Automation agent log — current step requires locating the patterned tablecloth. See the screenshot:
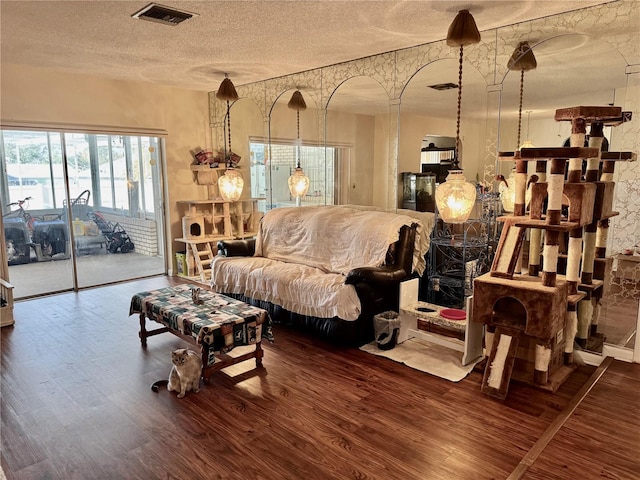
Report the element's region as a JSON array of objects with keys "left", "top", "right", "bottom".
[{"left": 130, "top": 284, "right": 273, "bottom": 364}]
